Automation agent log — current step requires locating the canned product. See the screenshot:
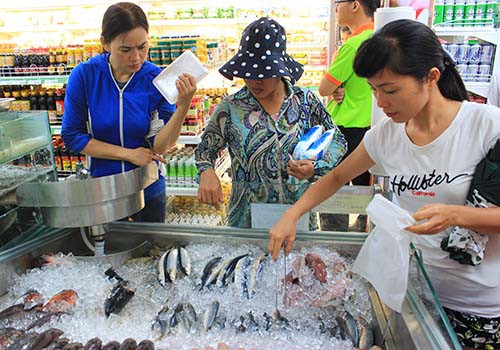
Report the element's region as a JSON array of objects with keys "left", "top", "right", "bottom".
[
  {"left": 465, "top": 0, "right": 477, "bottom": 26},
  {"left": 466, "top": 63, "right": 480, "bottom": 80},
  {"left": 454, "top": 0, "right": 466, "bottom": 25},
  {"left": 434, "top": 1, "right": 446, "bottom": 24},
  {"left": 469, "top": 43, "right": 483, "bottom": 63},
  {"left": 447, "top": 43, "right": 461, "bottom": 61},
  {"left": 486, "top": 0, "right": 497, "bottom": 21},
  {"left": 477, "top": 63, "right": 491, "bottom": 81},
  {"left": 475, "top": 0, "right": 488, "bottom": 25},
  {"left": 480, "top": 43, "right": 494, "bottom": 63},
  {"left": 458, "top": 43, "right": 471, "bottom": 63},
  {"left": 444, "top": 0, "right": 456, "bottom": 24},
  {"left": 457, "top": 63, "right": 469, "bottom": 77}
]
